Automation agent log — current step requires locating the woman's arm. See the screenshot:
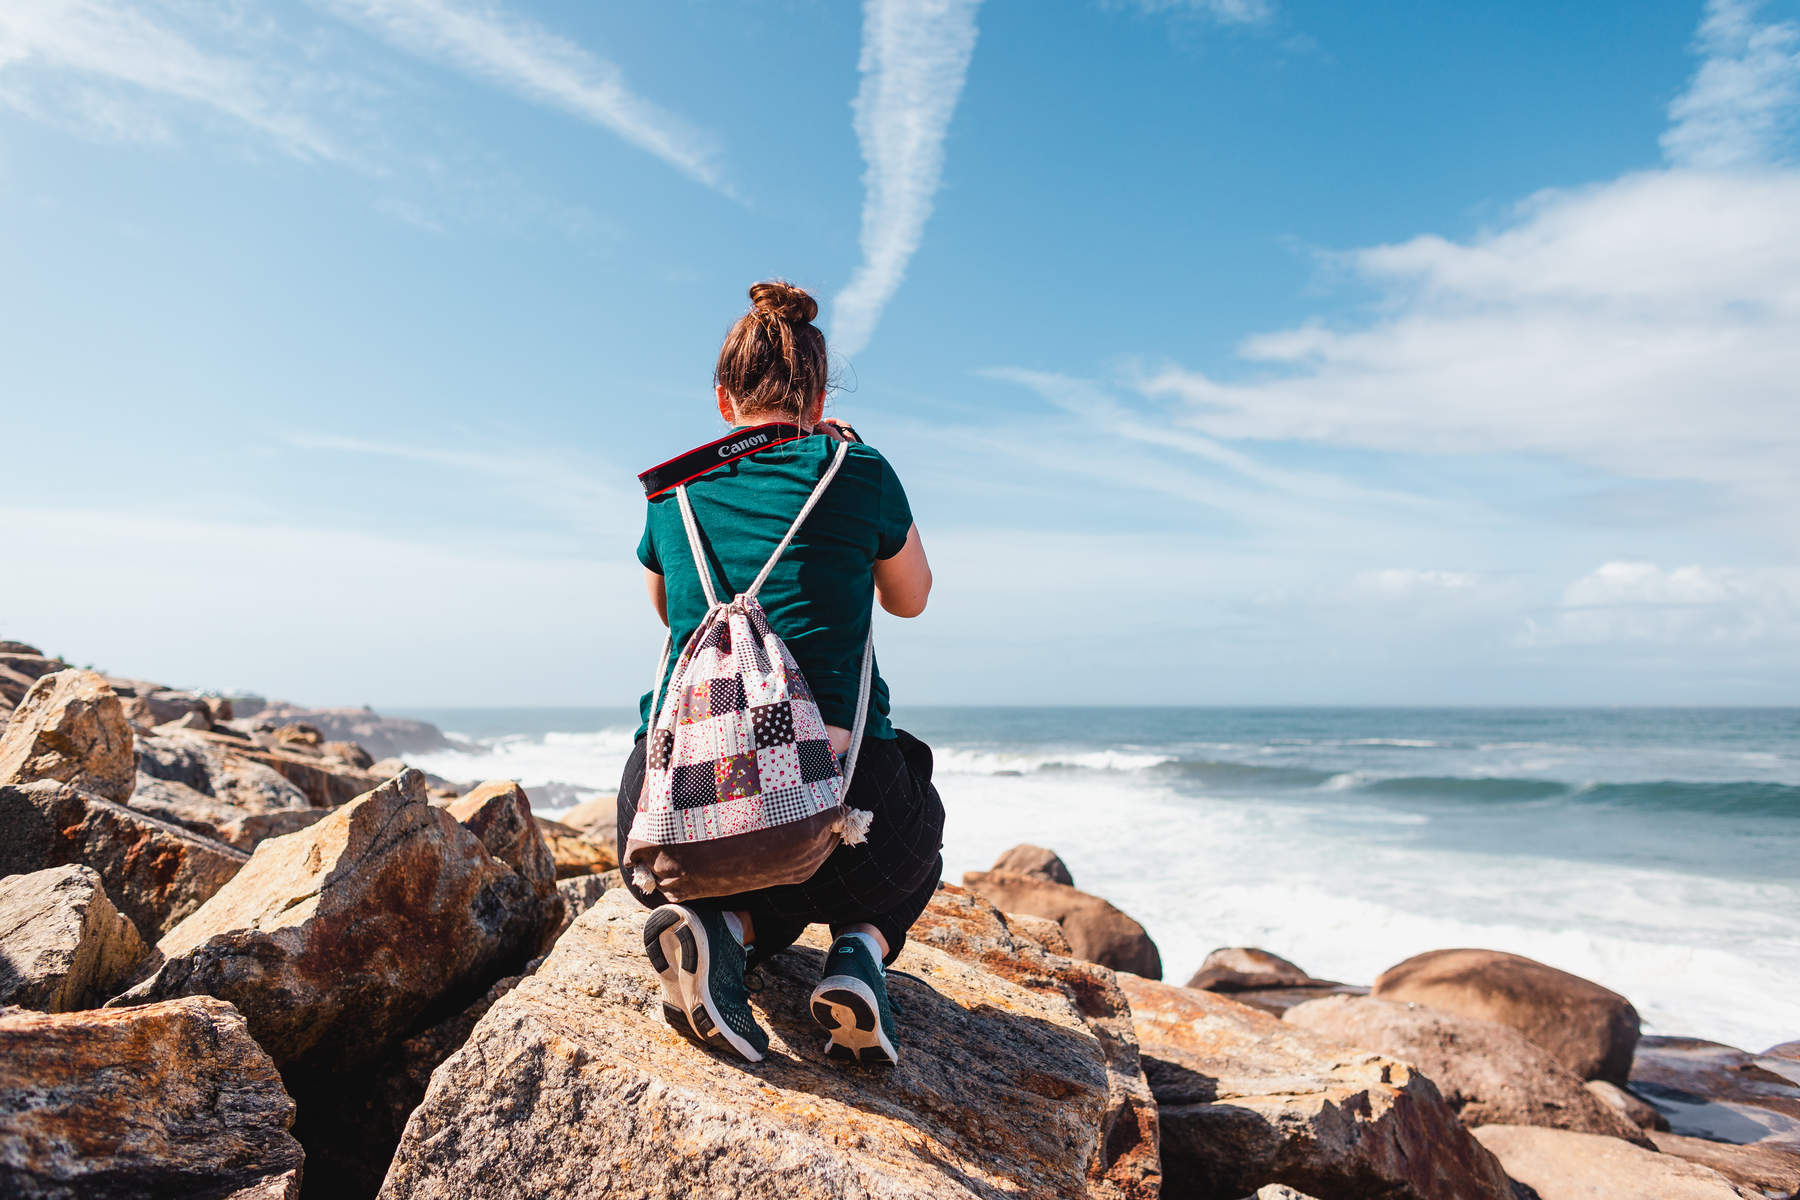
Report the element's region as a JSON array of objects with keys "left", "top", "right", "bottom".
[
  {"left": 873, "top": 524, "right": 931, "bottom": 617},
  {"left": 645, "top": 568, "right": 668, "bottom": 625}
]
